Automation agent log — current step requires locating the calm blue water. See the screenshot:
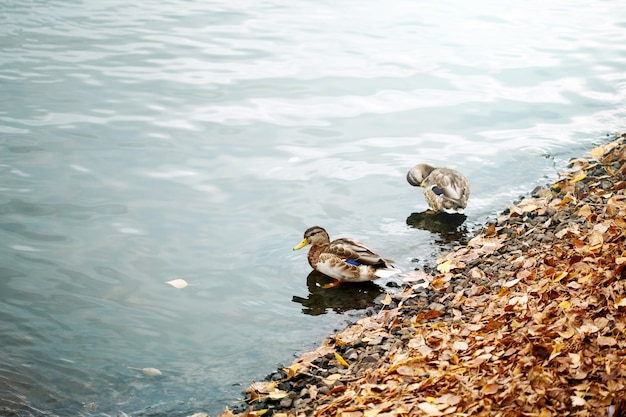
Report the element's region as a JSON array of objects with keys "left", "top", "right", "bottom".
[{"left": 1, "top": 0, "right": 625, "bottom": 415}]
